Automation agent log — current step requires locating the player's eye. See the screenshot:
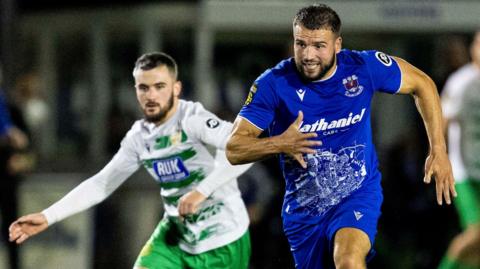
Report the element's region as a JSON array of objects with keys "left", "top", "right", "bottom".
[{"left": 296, "top": 41, "right": 306, "bottom": 48}]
